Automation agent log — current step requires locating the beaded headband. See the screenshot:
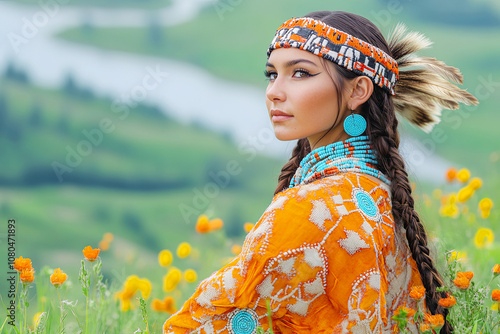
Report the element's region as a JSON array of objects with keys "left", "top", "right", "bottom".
[{"left": 267, "top": 17, "right": 399, "bottom": 95}]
